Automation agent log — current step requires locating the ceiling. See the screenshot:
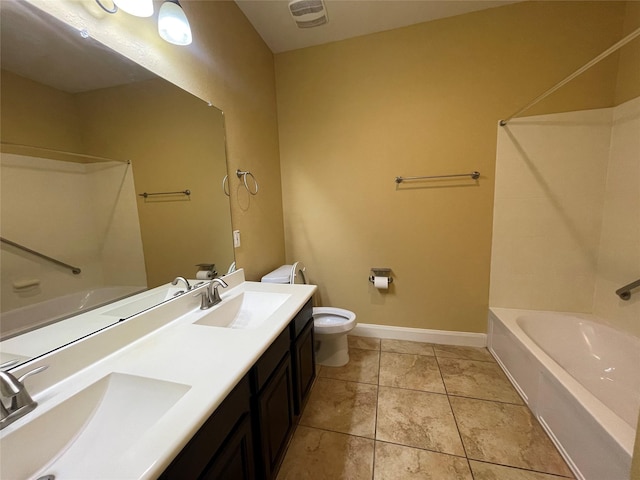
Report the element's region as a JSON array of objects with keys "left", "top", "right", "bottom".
[{"left": 235, "top": 0, "right": 521, "bottom": 53}]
